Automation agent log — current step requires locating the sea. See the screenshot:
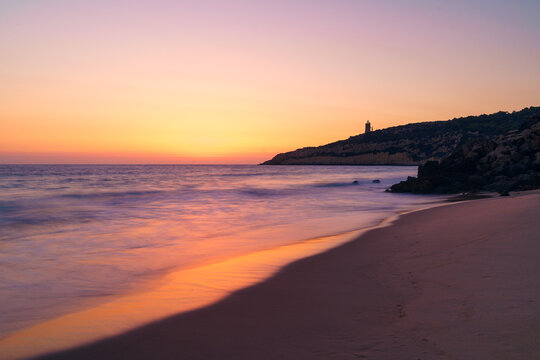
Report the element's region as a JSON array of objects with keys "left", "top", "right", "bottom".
[{"left": 0, "top": 164, "right": 443, "bottom": 358}]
